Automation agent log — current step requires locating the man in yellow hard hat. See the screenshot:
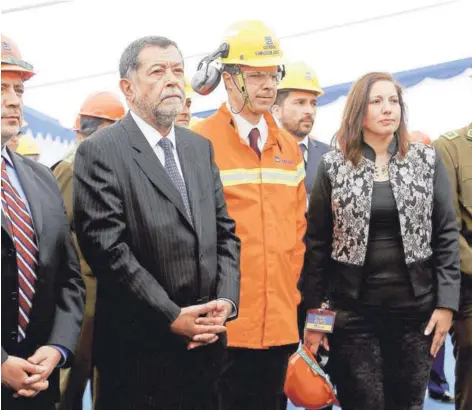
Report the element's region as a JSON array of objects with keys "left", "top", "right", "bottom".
[
  {"left": 52, "top": 91, "right": 125, "bottom": 410},
  {"left": 1, "top": 35, "right": 85, "bottom": 410},
  {"left": 175, "top": 77, "right": 193, "bottom": 127},
  {"left": 272, "top": 61, "right": 329, "bottom": 200},
  {"left": 16, "top": 134, "right": 40, "bottom": 161},
  {"left": 192, "top": 21, "right": 307, "bottom": 409},
  {"left": 5, "top": 133, "right": 20, "bottom": 153}
]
